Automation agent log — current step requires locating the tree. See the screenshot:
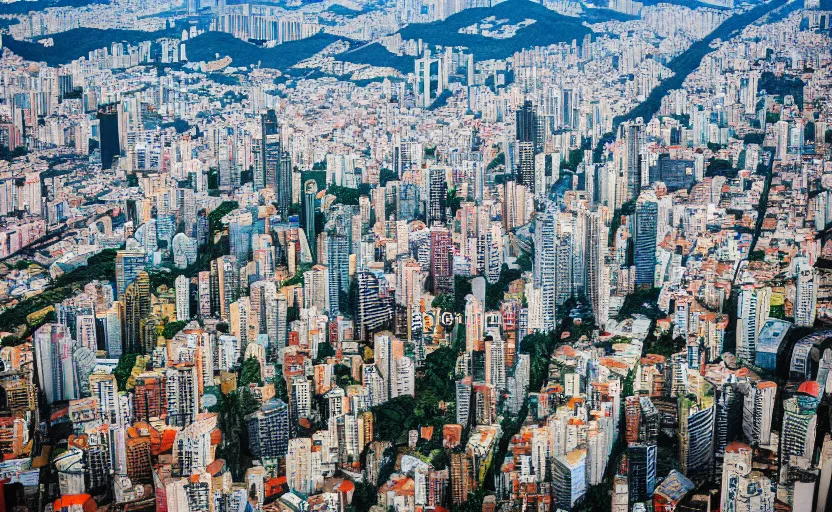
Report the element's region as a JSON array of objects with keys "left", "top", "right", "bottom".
[
  {"left": 447, "top": 188, "right": 462, "bottom": 217},
  {"left": 0, "top": 335, "right": 23, "bottom": 347},
  {"left": 162, "top": 320, "right": 187, "bottom": 339},
  {"left": 317, "top": 341, "right": 336, "bottom": 360},
  {"left": 485, "top": 264, "right": 522, "bottom": 310},
  {"left": 431, "top": 294, "right": 455, "bottom": 311},
  {"left": 520, "top": 332, "right": 556, "bottom": 392},
  {"left": 486, "top": 152, "right": 505, "bottom": 170},
  {"left": 207, "top": 167, "right": 220, "bottom": 189},
  {"left": 208, "top": 201, "right": 239, "bottom": 234},
  {"left": 416, "top": 346, "right": 458, "bottom": 402},
  {"left": 516, "top": 251, "right": 532, "bottom": 272},
  {"left": 274, "top": 371, "right": 289, "bottom": 402},
  {"left": 239, "top": 356, "right": 263, "bottom": 387},
  {"left": 114, "top": 353, "right": 139, "bottom": 391},
  {"left": 372, "top": 395, "right": 417, "bottom": 441},
  {"left": 748, "top": 250, "right": 765, "bottom": 261},
  {"left": 0, "top": 146, "right": 26, "bottom": 162},
  {"left": 379, "top": 168, "right": 398, "bottom": 186},
  {"left": 216, "top": 387, "right": 259, "bottom": 480},
  {"left": 325, "top": 185, "right": 366, "bottom": 206},
  {"left": 348, "top": 480, "right": 378, "bottom": 512},
  {"left": 451, "top": 487, "right": 486, "bottom": 512},
  {"left": 334, "top": 364, "right": 356, "bottom": 387},
  {"left": 561, "top": 147, "right": 584, "bottom": 171},
  {"left": 454, "top": 276, "right": 472, "bottom": 312},
  {"left": 376, "top": 446, "right": 397, "bottom": 485},
  {"left": 805, "top": 121, "right": 815, "bottom": 142},
  {"left": 743, "top": 133, "right": 764, "bottom": 145}
]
